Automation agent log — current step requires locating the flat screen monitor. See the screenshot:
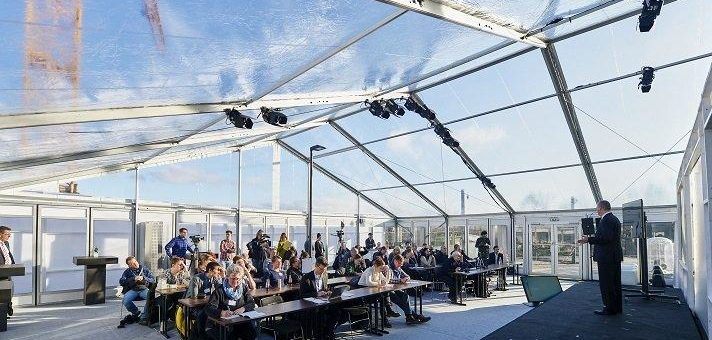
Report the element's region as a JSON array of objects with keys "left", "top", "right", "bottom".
[
  {"left": 521, "top": 275, "right": 562, "bottom": 303},
  {"left": 622, "top": 199, "right": 644, "bottom": 238}
]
